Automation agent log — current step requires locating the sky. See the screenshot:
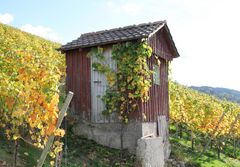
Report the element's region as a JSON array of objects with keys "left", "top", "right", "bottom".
[{"left": 1, "top": 0, "right": 240, "bottom": 91}]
